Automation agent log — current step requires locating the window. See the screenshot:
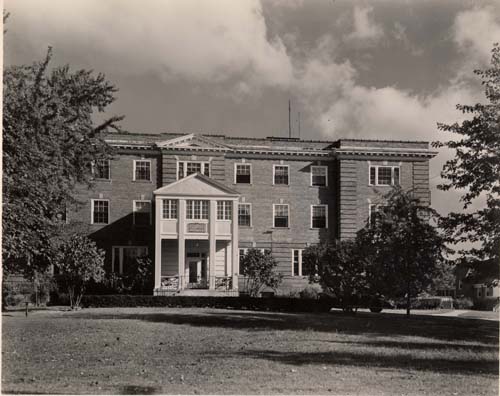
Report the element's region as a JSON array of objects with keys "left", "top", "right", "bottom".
[
  {"left": 217, "top": 201, "right": 232, "bottom": 220},
  {"left": 369, "top": 204, "right": 385, "bottom": 225},
  {"left": 187, "top": 200, "right": 209, "bottom": 220},
  {"left": 238, "top": 203, "right": 252, "bottom": 227},
  {"left": 369, "top": 165, "right": 400, "bottom": 186},
  {"left": 239, "top": 248, "right": 268, "bottom": 263},
  {"left": 274, "top": 204, "right": 289, "bottom": 228},
  {"left": 273, "top": 165, "right": 289, "bottom": 185},
  {"left": 91, "top": 199, "right": 109, "bottom": 224},
  {"left": 134, "top": 160, "right": 151, "bottom": 181},
  {"left": 235, "top": 163, "right": 251, "bottom": 184},
  {"left": 162, "top": 199, "right": 178, "bottom": 219},
  {"left": 239, "top": 248, "right": 248, "bottom": 263},
  {"left": 311, "top": 166, "right": 327, "bottom": 186},
  {"left": 94, "top": 159, "right": 110, "bottom": 180},
  {"left": 292, "top": 249, "right": 312, "bottom": 276},
  {"left": 178, "top": 161, "right": 210, "bottom": 179},
  {"left": 133, "top": 200, "right": 151, "bottom": 226},
  {"left": 486, "top": 287, "right": 493, "bottom": 297},
  {"left": 311, "top": 205, "right": 327, "bottom": 228},
  {"left": 112, "top": 246, "right": 148, "bottom": 274}
]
